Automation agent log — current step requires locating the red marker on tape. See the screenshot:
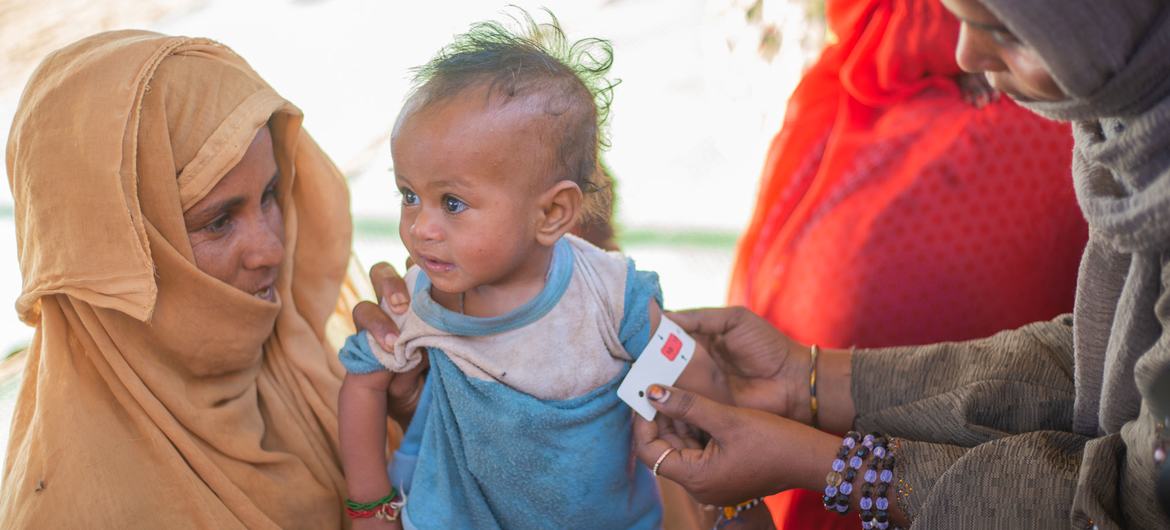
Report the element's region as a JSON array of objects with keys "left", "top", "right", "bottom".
[{"left": 661, "top": 334, "right": 681, "bottom": 361}]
